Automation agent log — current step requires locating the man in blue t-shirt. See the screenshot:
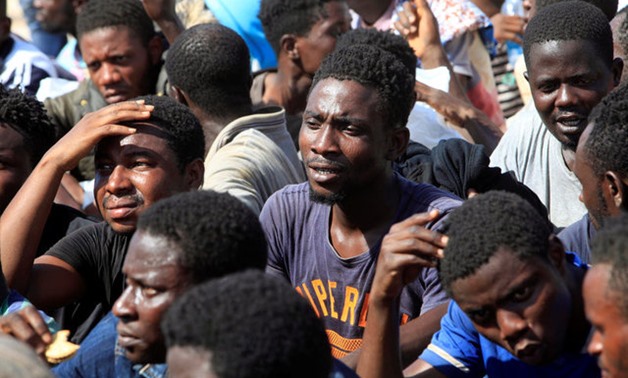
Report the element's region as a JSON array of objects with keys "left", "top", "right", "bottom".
[{"left": 357, "top": 191, "right": 598, "bottom": 378}]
